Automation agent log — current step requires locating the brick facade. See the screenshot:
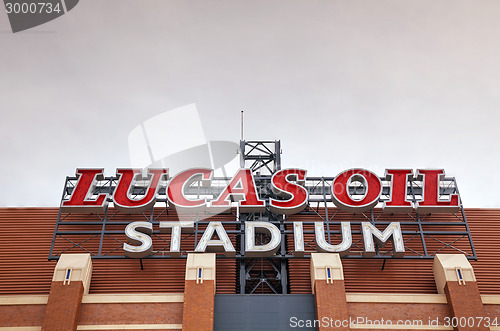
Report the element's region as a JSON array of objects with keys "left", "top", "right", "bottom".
[
  {"left": 182, "top": 279, "right": 215, "bottom": 331},
  {"left": 314, "top": 279, "right": 349, "bottom": 331},
  {"left": 79, "top": 302, "right": 183, "bottom": 325},
  {"left": 444, "top": 281, "right": 489, "bottom": 331},
  {"left": 42, "top": 281, "right": 84, "bottom": 331},
  {"left": 0, "top": 304, "right": 46, "bottom": 327}
]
